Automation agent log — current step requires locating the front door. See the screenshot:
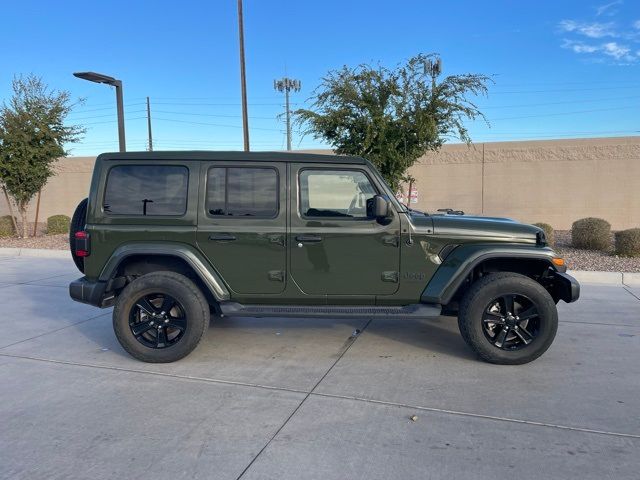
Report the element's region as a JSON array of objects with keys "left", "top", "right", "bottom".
[
  {"left": 289, "top": 164, "right": 401, "bottom": 296},
  {"left": 196, "top": 162, "right": 287, "bottom": 295}
]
